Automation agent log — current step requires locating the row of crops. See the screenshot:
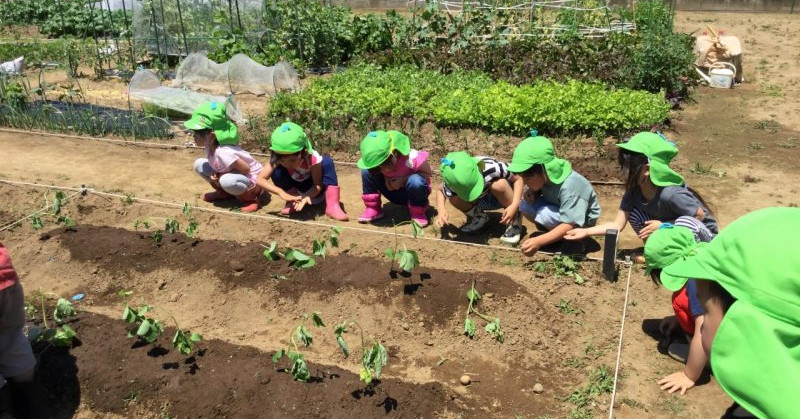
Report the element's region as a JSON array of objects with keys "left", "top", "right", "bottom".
[{"left": 0, "top": 0, "right": 696, "bottom": 140}]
